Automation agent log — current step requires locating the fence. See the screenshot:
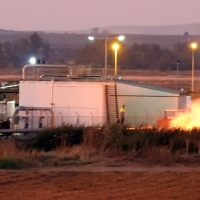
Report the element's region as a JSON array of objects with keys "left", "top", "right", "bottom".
[
  {"left": 12, "top": 113, "right": 163, "bottom": 129},
  {"left": 126, "top": 113, "right": 162, "bottom": 127}
]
